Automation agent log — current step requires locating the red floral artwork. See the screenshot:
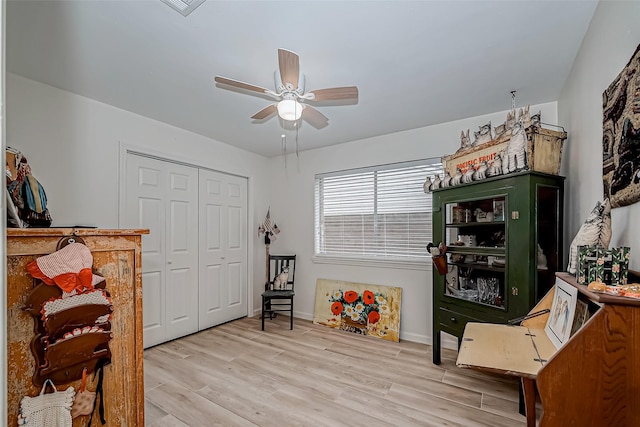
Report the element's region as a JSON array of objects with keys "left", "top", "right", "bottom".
[
  {"left": 367, "top": 311, "right": 381, "bottom": 324},
  {"left": 315, "top": 279, "right": 402, "bottom": 342},
  {"left": 330, "top": 301, "right": 343, "bottom": 316},
  {"left": 343, "top": 290, "right": 358, "bottom": 304},
  {"left": 327, "top": 288, "right": 385, "bottom": 328},
  {"left": 363, "top": 290, "right": 375, "bottom": 305}
]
